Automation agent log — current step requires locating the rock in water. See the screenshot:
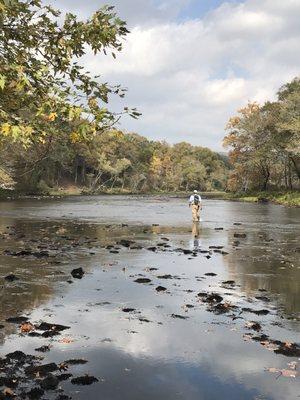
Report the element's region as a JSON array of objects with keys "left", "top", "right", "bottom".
[
  {"left": 71, "top": 267, "right": 85, "bottom": 279},
  {"left": 71, "top": 375, "right": 98, "bottom": 385}
]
